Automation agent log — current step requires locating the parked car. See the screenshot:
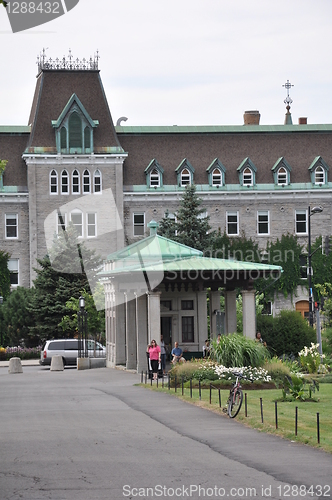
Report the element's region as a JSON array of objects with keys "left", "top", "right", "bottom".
[{"left": 40, "top": 339, "right": 106, "bottom": 366}]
